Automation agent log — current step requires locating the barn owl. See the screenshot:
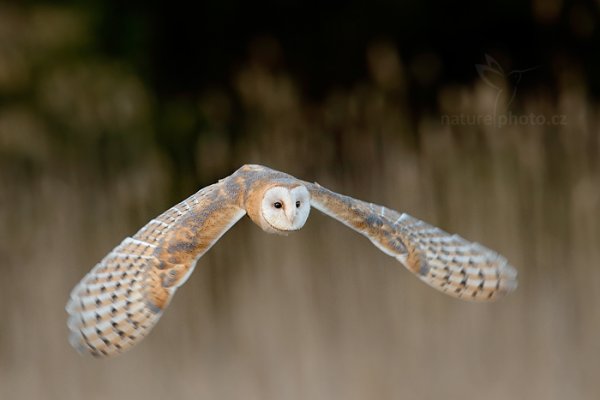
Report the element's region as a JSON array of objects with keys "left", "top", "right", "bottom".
[{"left": 66, "top": 164, "right": 517, "bottom": 357}]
